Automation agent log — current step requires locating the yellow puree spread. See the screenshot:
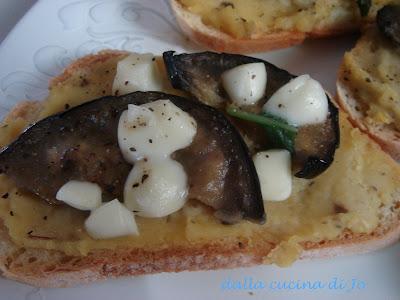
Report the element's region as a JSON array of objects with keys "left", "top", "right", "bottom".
[
  {"left": 341, "top": 28, "right": 400, "bottom": 130},
  {"left": 178, "top": 0, "right": 391, "bottom": 38},
  {"left": 0, "top": 54, "right": 399, "bottom": 266}
]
